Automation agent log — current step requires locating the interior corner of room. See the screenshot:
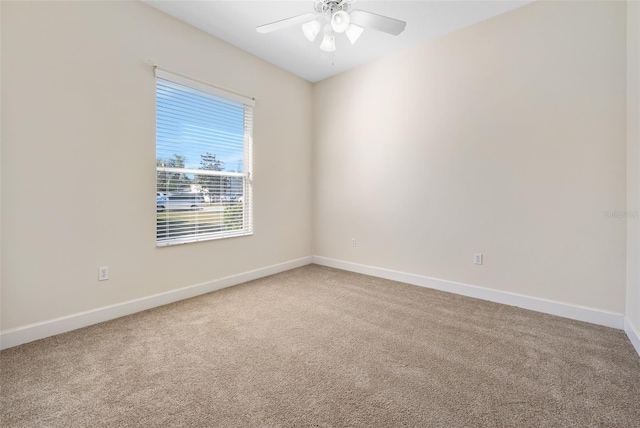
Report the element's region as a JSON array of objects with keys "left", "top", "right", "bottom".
[{"left": 0, "top": 0, "right": 638, "bottom": 359}]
